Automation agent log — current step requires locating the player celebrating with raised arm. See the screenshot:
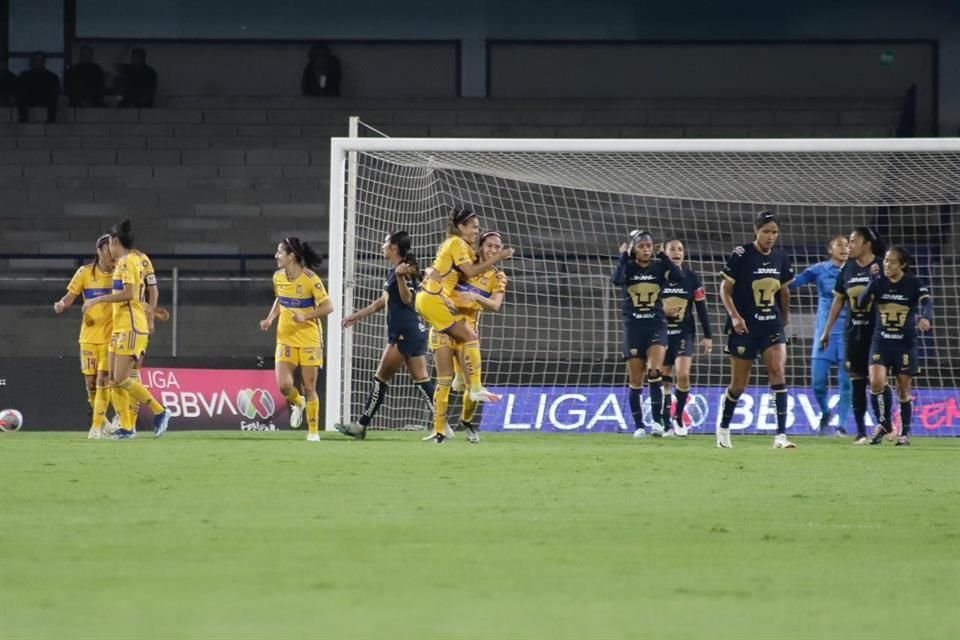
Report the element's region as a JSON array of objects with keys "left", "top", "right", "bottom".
[
  {"left": 789, "top": 235, "right": 852, "bottom": 435},
  {"left": 259, "top": 238, "right": 333, "bottom": 443},
  {"left": 659, "top": 239, "right": 713, "bottom": 437},
  {"left": 857, "top": 246, "right": 932, "bottom": 446},
  {"left": 81, "top": 219, "right": 170, "bottom": 439},
  {"left": 338, "top": 230, "right": 433, "bottom": 439},
  {"left": 612, "top": 229, "right": 684, "bottom": 439},
  {"left": 448, "top": 230, "right": 509, "bottom": 444},
  {"left": 416, "top": 207, "right": 513, "bottom": 444},
  {"left": 819, "top": 227, "right": 884, "bottom": 444},
  {"left": 54, "top": 234, "right": 116, "bottom": 439},
  {"left": 717, "top": 211, "right": 796, "bottom": 449}
]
